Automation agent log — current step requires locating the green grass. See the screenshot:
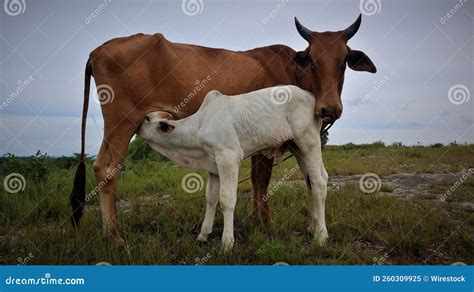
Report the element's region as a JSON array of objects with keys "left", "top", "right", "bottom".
[{"left": 0, "top": 143, "right": 473, "bottom": 265}]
